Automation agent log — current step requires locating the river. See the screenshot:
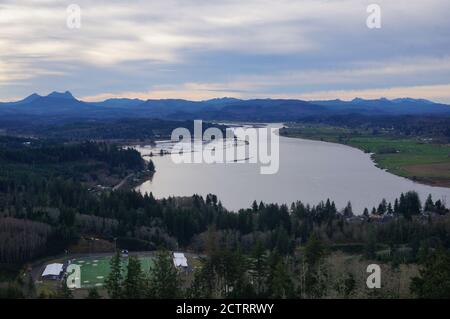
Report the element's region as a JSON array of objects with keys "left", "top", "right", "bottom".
[{"left": 133, "top": 124, "right": 450, "bottom": 213}]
